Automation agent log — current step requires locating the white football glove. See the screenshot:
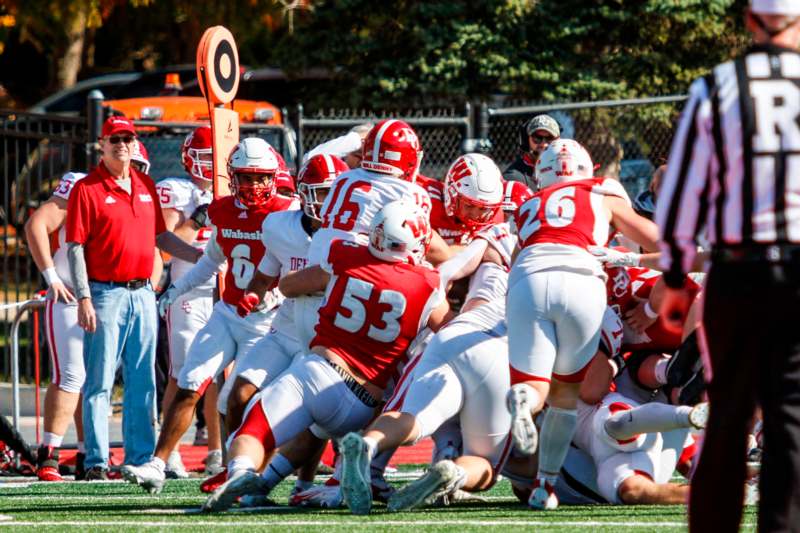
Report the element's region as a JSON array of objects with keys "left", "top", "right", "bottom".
[
  {"left": 588, "top": 246, "right": 641, "bottom": 267},
  {"left": 158, "top": 285, "right": 181, "bottom": 319}
]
